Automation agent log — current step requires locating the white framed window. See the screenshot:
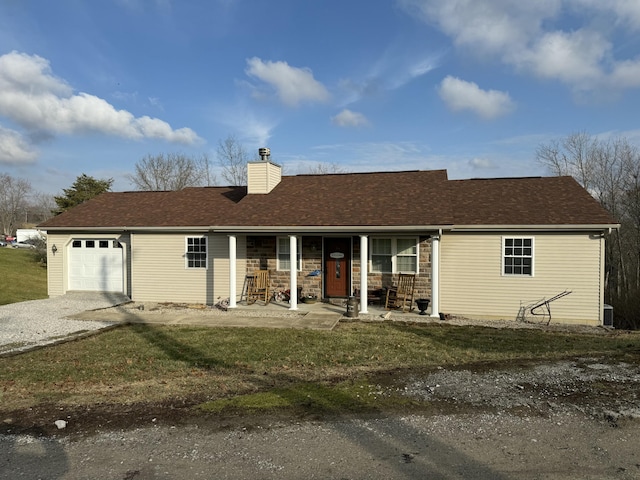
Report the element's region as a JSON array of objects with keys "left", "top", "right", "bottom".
[
  {"left": 502, "top": 237, "right": 534, "bottom": 276},
  {"left": 277, "top": 237, "right": 302, "bottom": 271},
  {"left": 186, "top": 236, "right": 207, "bottom": 269},
  {"left": 371, "top": 237, "right": 419, "bottom": 273}
]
